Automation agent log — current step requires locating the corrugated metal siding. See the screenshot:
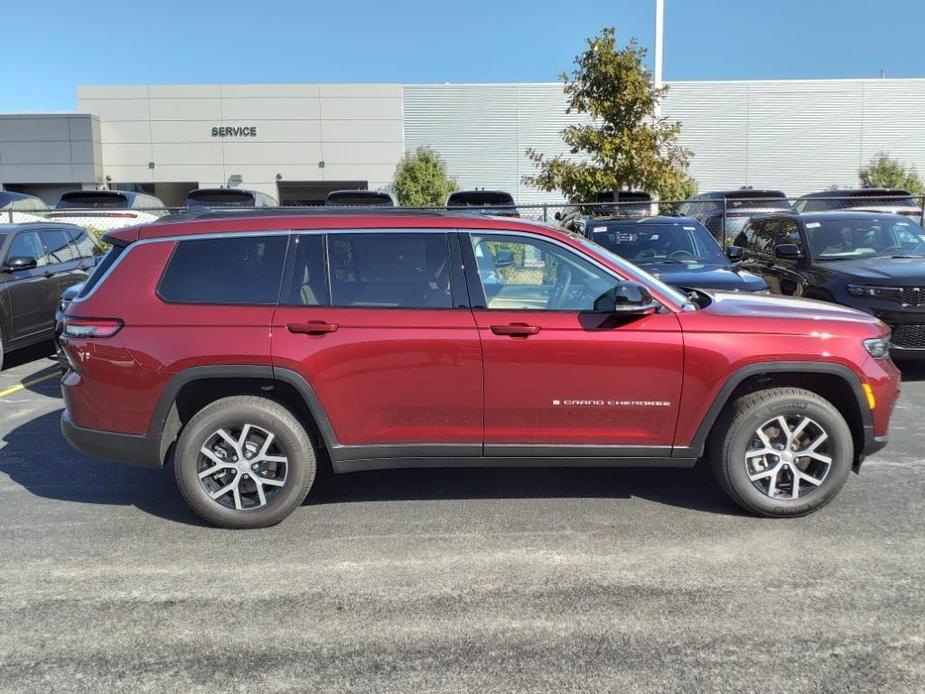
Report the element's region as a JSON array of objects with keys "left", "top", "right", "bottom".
[
  {"left": 406, "top": 78, "right": 925, "bottom": 200},
  {"left": 404, "top": 84, "right": 583, "bottom": 204}
]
